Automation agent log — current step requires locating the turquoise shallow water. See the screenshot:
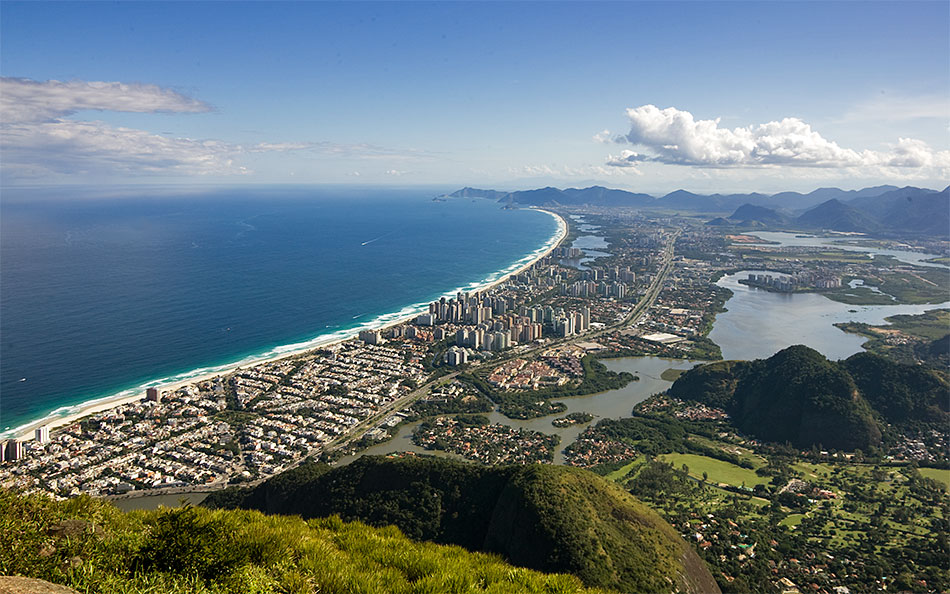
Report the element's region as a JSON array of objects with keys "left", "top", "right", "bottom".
[{"left": 0, "top": 187, "right": 560, "bottom": 435}]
